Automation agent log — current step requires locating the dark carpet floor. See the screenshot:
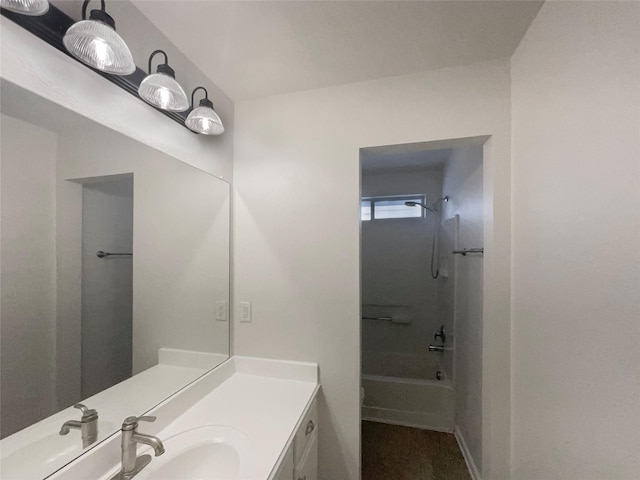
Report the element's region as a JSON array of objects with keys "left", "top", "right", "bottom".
[{"left": 361, "top": 421, "right": 472, "bottom": 480}]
